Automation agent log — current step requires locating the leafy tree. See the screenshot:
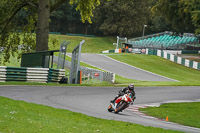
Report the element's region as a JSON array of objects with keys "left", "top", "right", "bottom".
[
  {"left": 147, "top": 16, "right": 171, "bottom": 34},
  {"left": 0, "top": 0, "right": 37, "bottom": 63},
  {"left": 92, "top": 0, "right": 150, "bottom": 37},
  {"left": 50, "top": 2, "right": 85, "bottom": 34},
  {"left": 152, "top": 0, "right": 200, "bottom": 34},
  {"left": 141, "top": 0, "right": 171, "bottom": 35},
  {"left": 0, "top": 0, "right": 100, "bottom": 63}
]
